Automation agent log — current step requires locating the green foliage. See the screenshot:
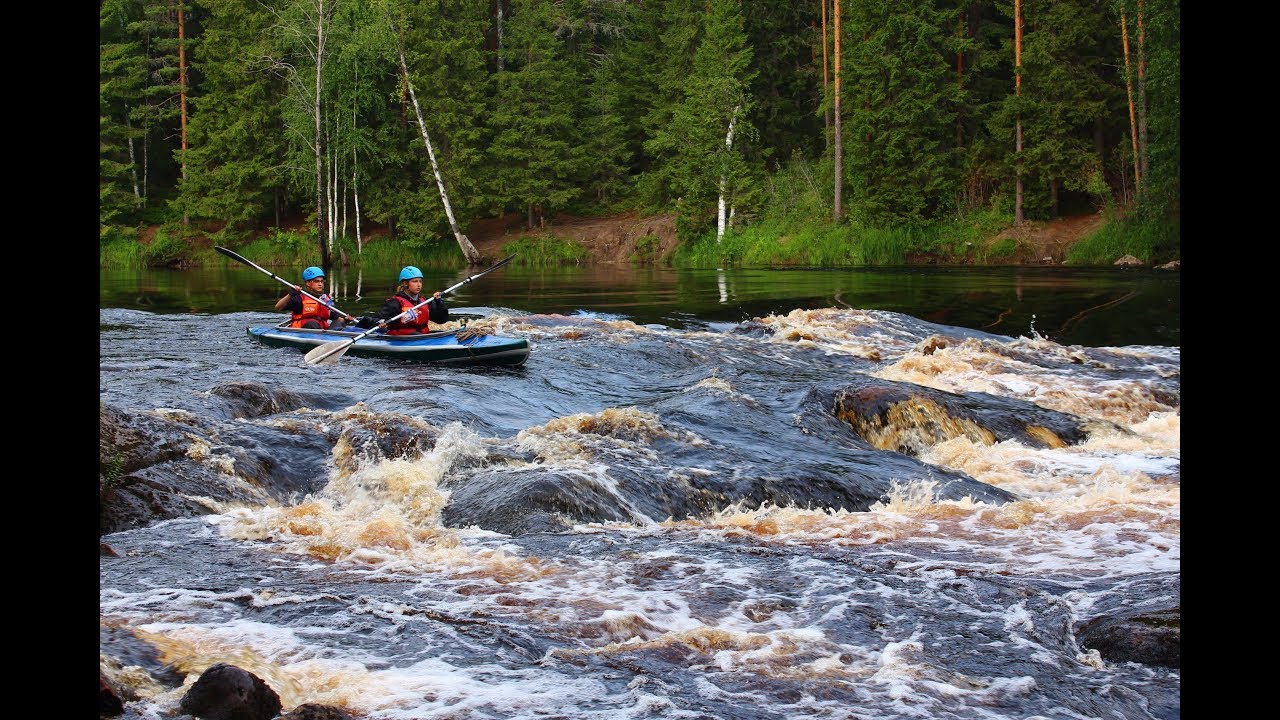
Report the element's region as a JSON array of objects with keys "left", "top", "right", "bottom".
[
  {"left": 500, "top": 235, "right": 590, "bottom": 266},
  {"left": 841, "top": 0, "right": 960, "bottom": 224},
  {"left": 97, "top": 0, "right": 1177, "bottom": 261},
  {"left": 102, "top": 453, "right": 127, "bottom": 490},
  {"left": 629, "top": 235, "right": 662, "bottom": 264},
  {"left": 1064, "top": 213, "right": 1179, "bottom": 266},
  {"left": 100, "top": 233, "right": 149, "bottom": 269}
]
